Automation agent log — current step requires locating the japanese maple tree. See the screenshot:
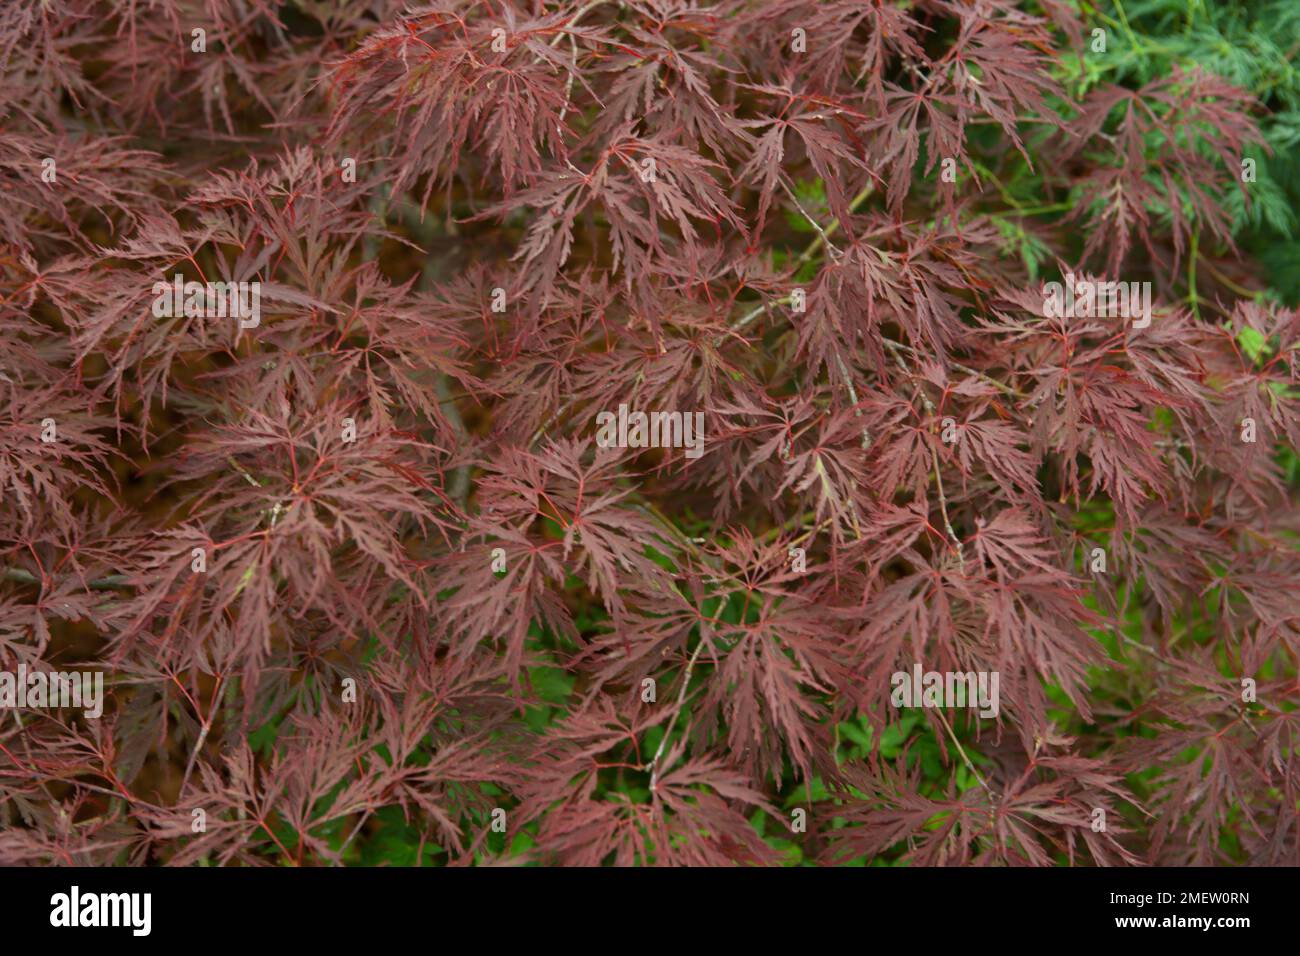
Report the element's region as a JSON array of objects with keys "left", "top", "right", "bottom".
[{"left": 1, "top": 0, "right": 1297, "bottom": 867}]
